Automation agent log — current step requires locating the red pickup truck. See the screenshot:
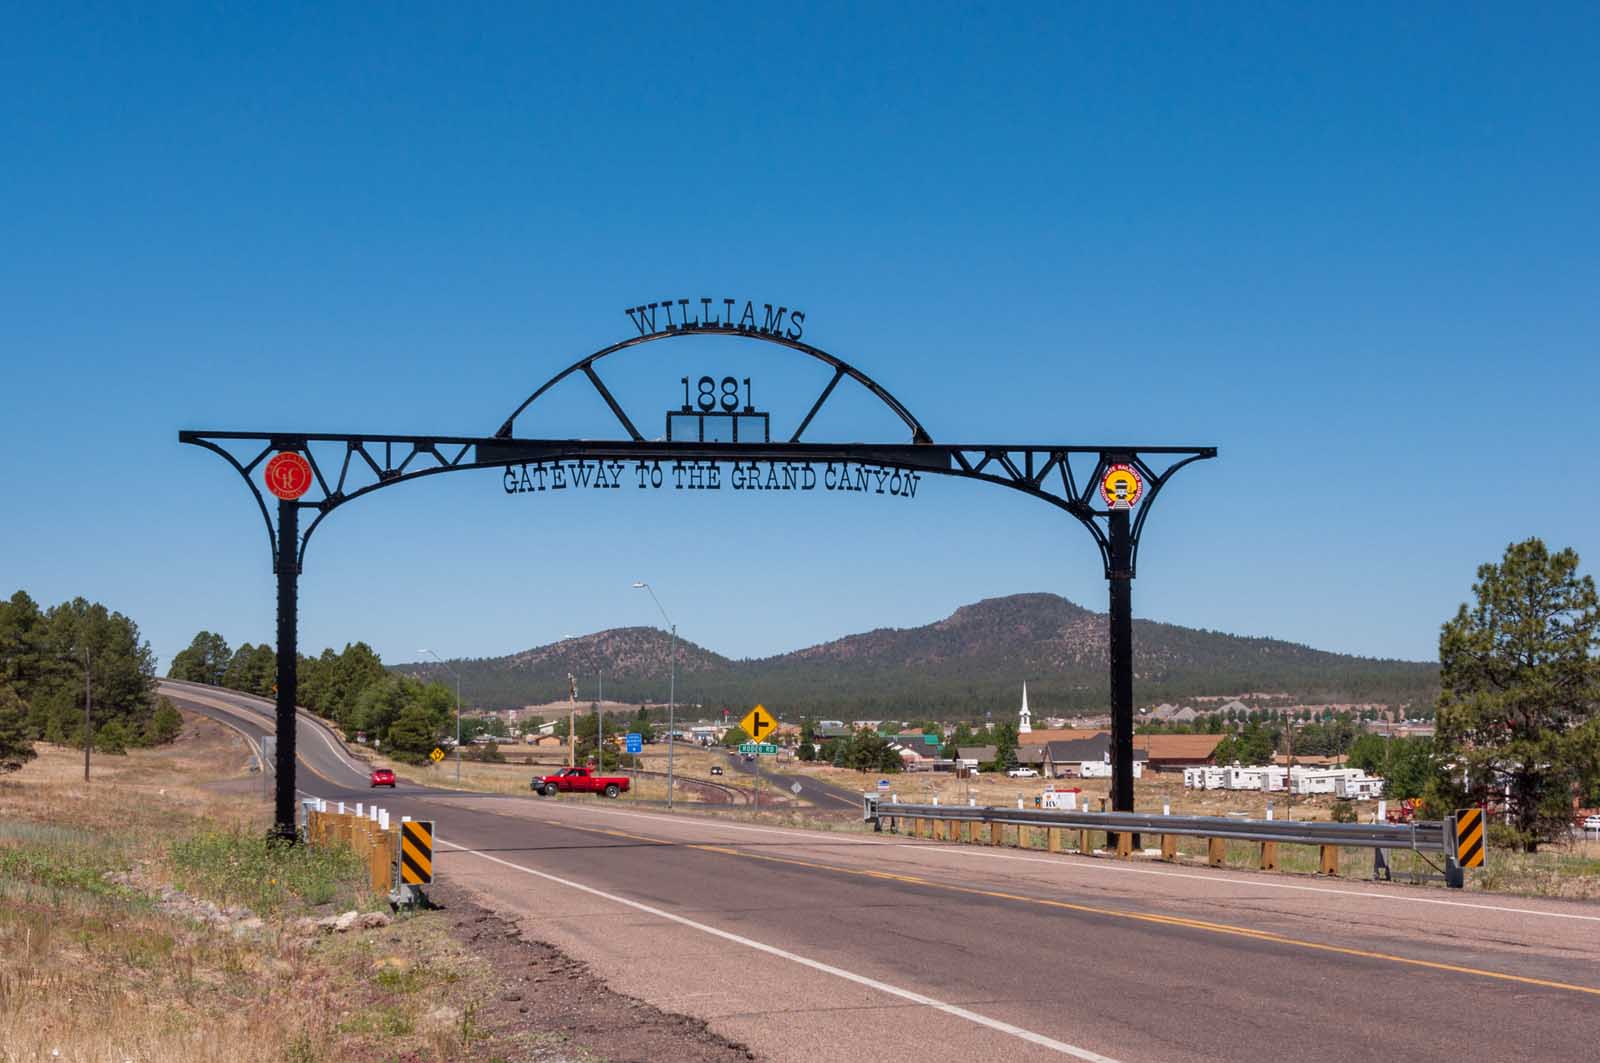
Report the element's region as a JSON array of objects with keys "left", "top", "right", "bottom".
[{"left": 532, "top": 766, "right": 630, "bottom": 798}]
